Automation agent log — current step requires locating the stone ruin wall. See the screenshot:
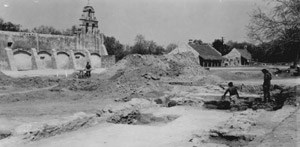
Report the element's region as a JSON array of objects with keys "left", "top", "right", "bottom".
[{"left": 0, "top": 31, "right": 114, "bottom": 71}]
